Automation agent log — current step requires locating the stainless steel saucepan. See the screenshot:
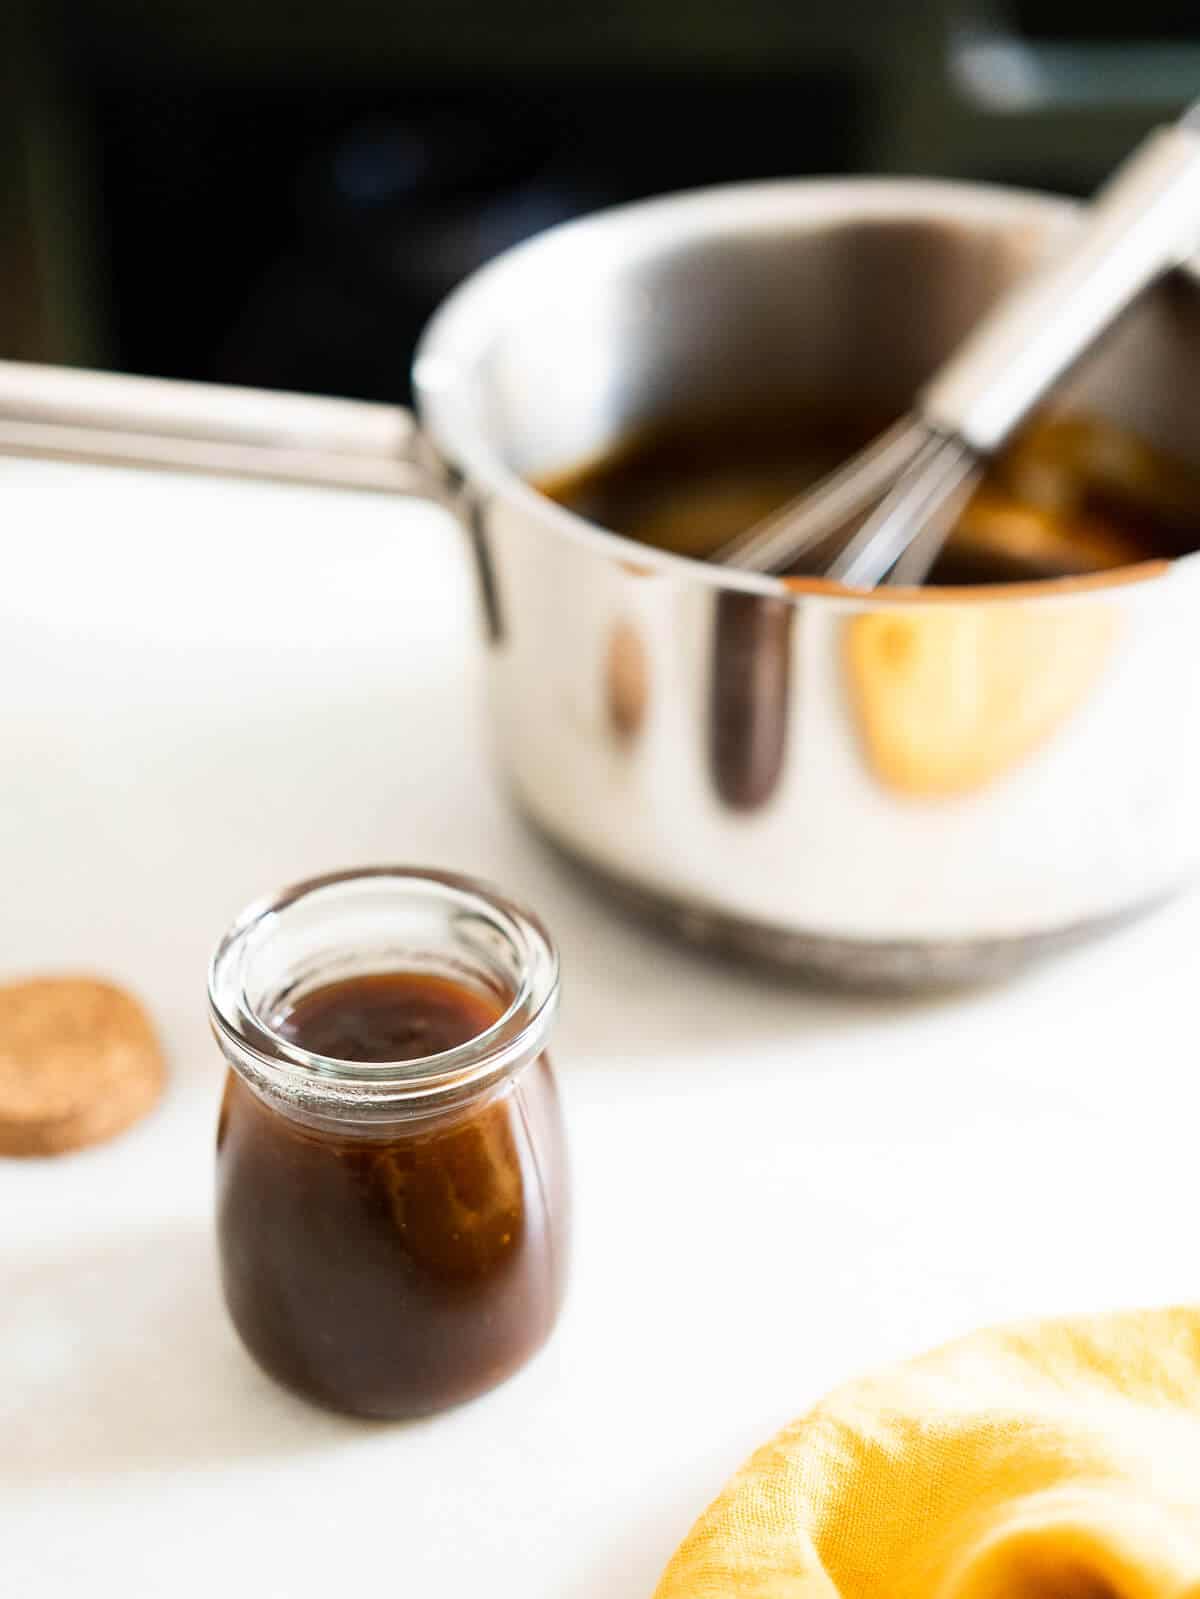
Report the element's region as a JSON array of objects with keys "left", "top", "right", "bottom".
[{"left": 5, "top": 178, "right": 1200, "bottom": 986}]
